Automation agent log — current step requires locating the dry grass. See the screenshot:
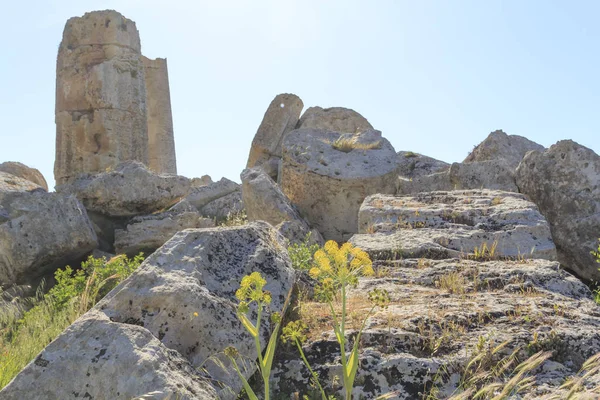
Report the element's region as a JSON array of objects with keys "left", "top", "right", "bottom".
[
  {"left": 298, "top": 294, "right": 383, "bottom": 341},
  {"left": 365, "top": 223, "right": 377, "bottom": 234},
  {"left": 218, "top": 210, "right": 248, "bottom": 227},
  {"left": 491, "top": 197, "right": 503, "bottom": 206},
  {"left": 552, "top": 353, "right": 600, "bottom": 399},
  {"left": 418, "top": 319, "right": 467, "bottom": 356},
  {"left": 467, "top": 241, "right": 499, "bottom": 261},
  {"left": 330, "top": 137, "right": 381, "bottom": 153},
  {"left": 435, "top": 271, "right": 467, "bottom": 295}
]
